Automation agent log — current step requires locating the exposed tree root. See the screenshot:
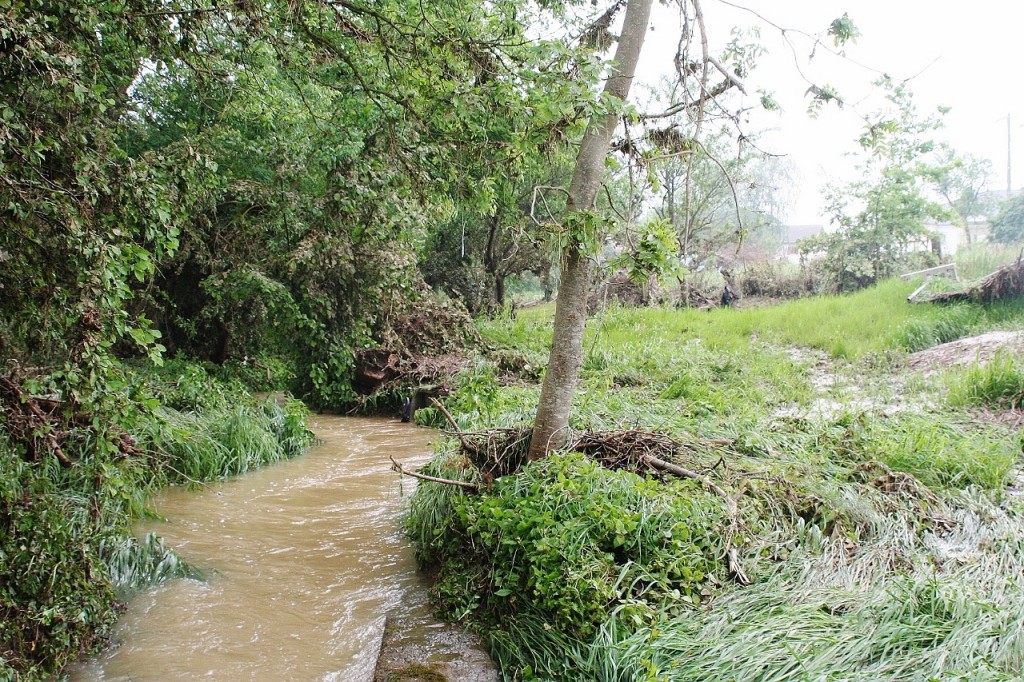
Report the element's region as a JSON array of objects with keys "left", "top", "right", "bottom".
[{"left": 0, "top": 374, "right": 143, "bottom": 466}]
